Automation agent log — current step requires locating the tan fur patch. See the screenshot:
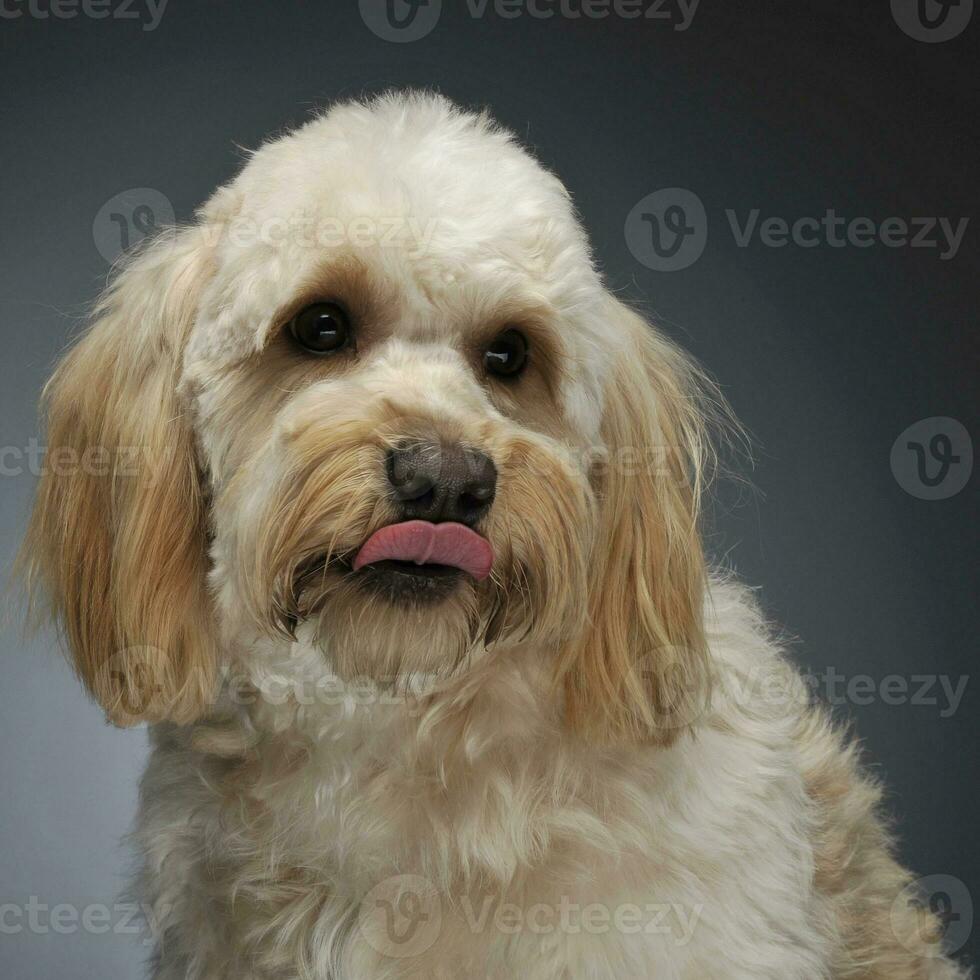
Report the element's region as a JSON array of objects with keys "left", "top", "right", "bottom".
[
  {"left": 22, "top": 231, "right": 219, "bottom": 725},
  {"left": 558, "top": 300, "right": 716, "bottom": 745},
  {"left": 798, "top": 706, "right": 955, "bottom": 978}
]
